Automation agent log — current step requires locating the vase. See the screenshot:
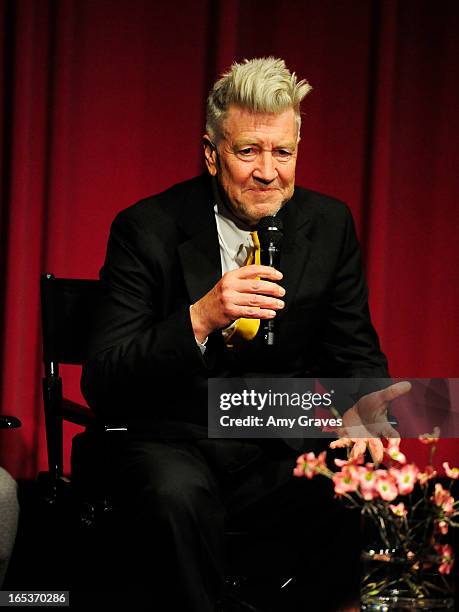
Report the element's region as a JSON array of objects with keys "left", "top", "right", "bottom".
[{"left": 360, "top": 543, "right": 455, "bottom": 611}]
